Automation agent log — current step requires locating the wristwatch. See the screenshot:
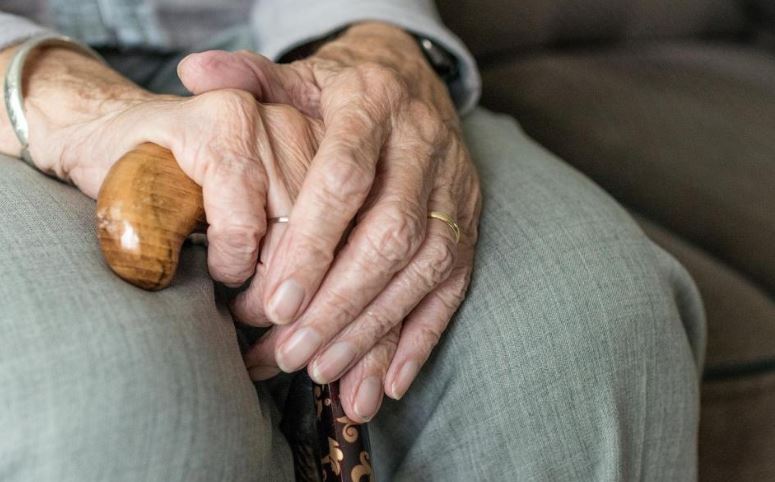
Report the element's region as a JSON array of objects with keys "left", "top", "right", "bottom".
[
  {"left": 414, "top": 35, "right": 460, "bottom": 83},
  {"left": 280, "top": 30, "right": 459, "bottom": 83}
]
